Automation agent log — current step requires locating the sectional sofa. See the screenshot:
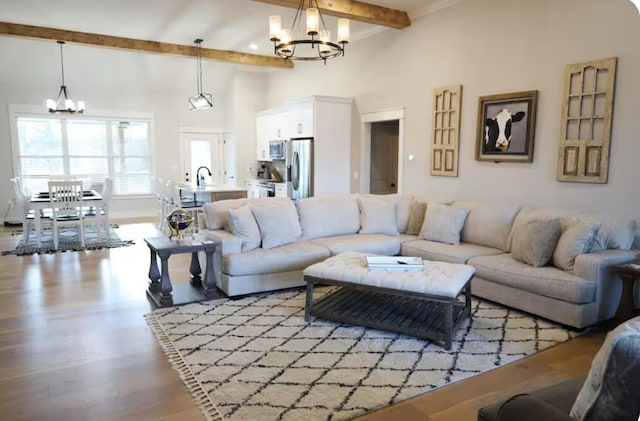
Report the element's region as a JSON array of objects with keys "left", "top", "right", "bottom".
[{"left": 202, "top": 194, "right": 639, "bottom": 329}]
